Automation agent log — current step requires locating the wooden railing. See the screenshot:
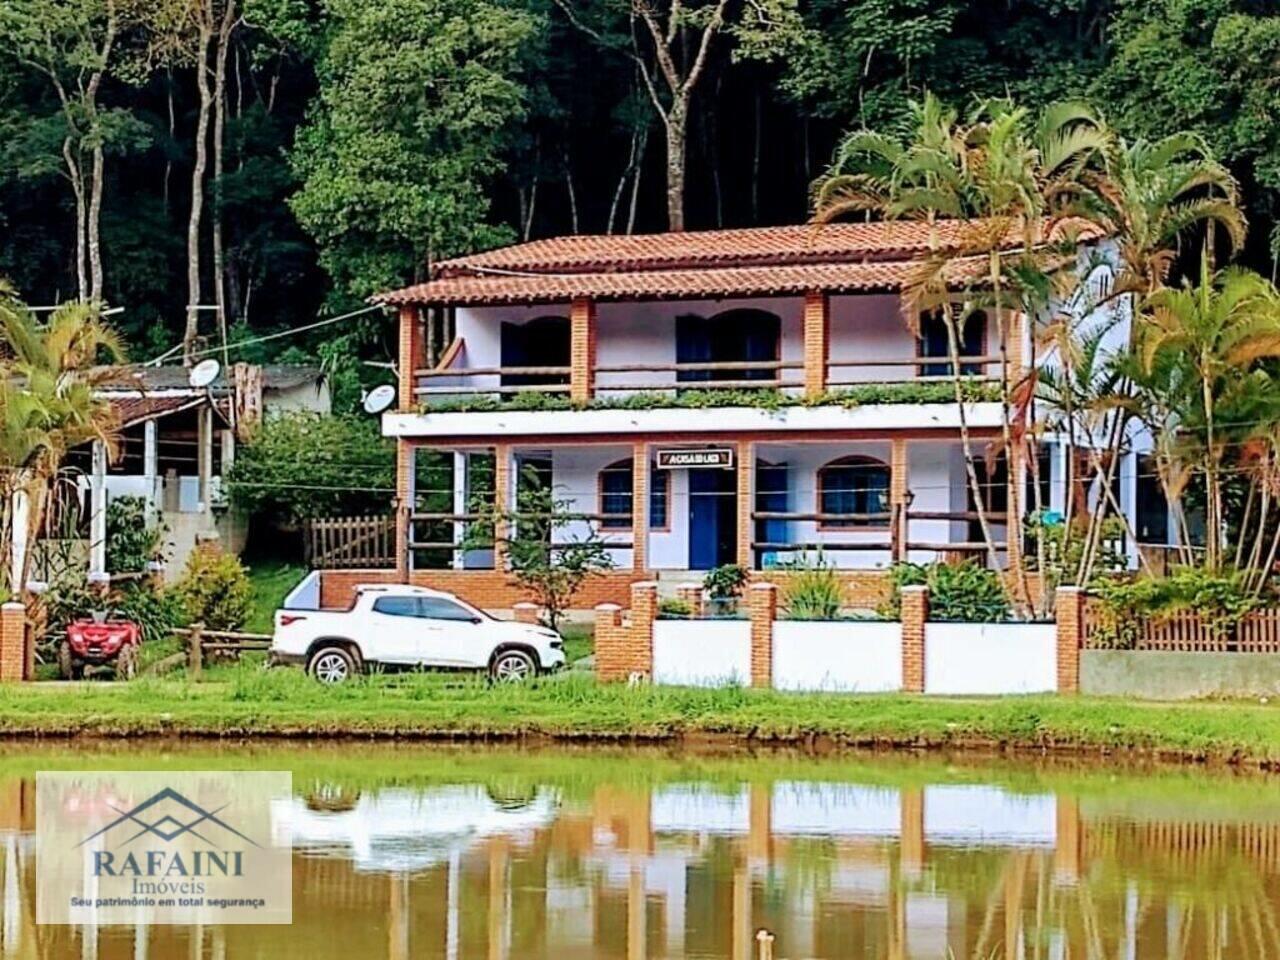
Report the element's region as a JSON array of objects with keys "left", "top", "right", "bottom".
[
  {"left": 749, "top": 507, "right": 1009, "bottom": 564},
  {"left": 412, "top": 354, "right": 1001, "bottom": 401},
  {"left": 1083, "top": 604, "right": 1280, "bottom": 652},
  {"left": 305, "top": 515, "right": 396, "bottom": 569}
]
